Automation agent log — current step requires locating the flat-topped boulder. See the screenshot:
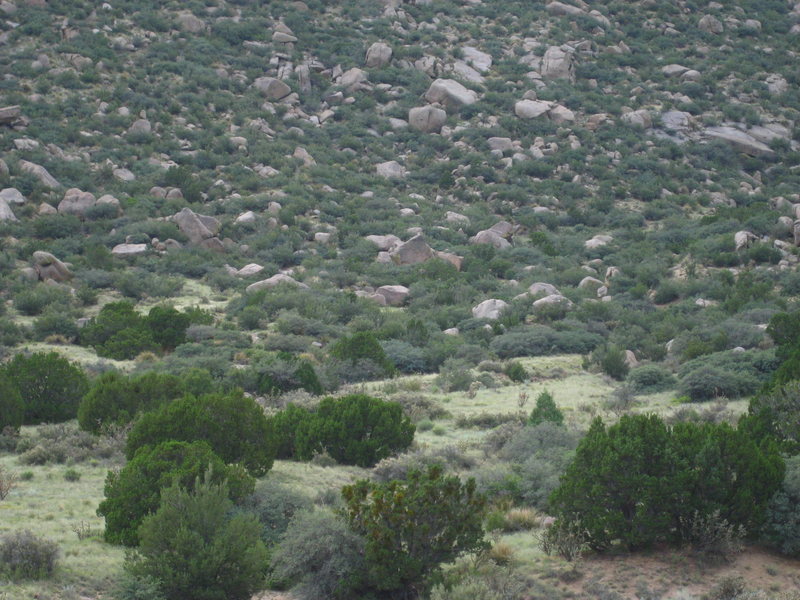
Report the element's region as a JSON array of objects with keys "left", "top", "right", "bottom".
[
  {"left": 408, "top": 106, "right": 446, "bottom": 133},
  {"left": 111, "top": 243, "right": 148, "bottom": 257},
  {"left": 366, "top": 234, "right": 402, "bottom": 251},
  {"left": 246, "top": 273, "right": 308, "bottom": 293},
  {"left": 424, "top": 79, "right": 478, "bottom": 112},
  {"left": 253, "top": 77, "right": 291, "bottom": 100},
  {"left": 704, "top": 126, "right": 775, "bottom": 156},
  {"left": 375, "top": 285, "right": 410, "bottom": 306}
]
